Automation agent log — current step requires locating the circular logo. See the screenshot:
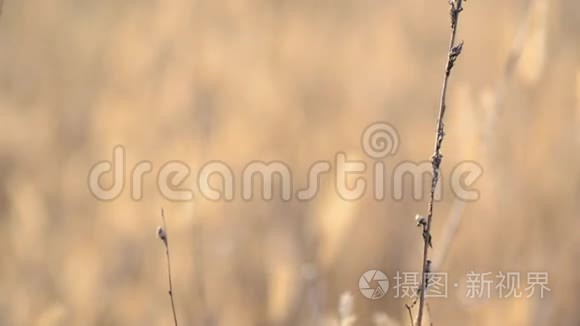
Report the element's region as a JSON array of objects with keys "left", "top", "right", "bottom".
[
  {"left": 361, "top": 122, "right": 400, "bottom": 159},
  {"left": 359, "top": 270, "right": 389, "bottom": 299}
]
